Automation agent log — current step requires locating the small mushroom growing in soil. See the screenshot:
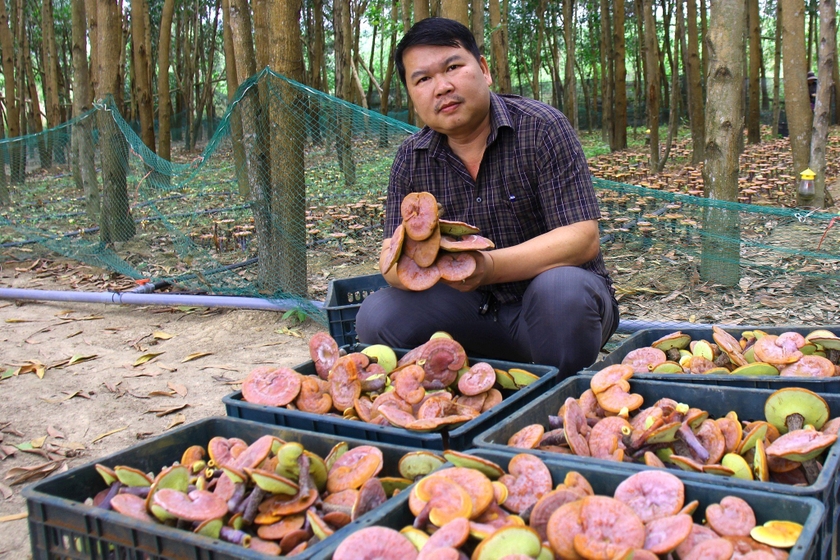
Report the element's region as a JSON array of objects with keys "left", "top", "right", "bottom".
[{"left": 764, "top": 387, "right": 836, "bottom": 484}]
